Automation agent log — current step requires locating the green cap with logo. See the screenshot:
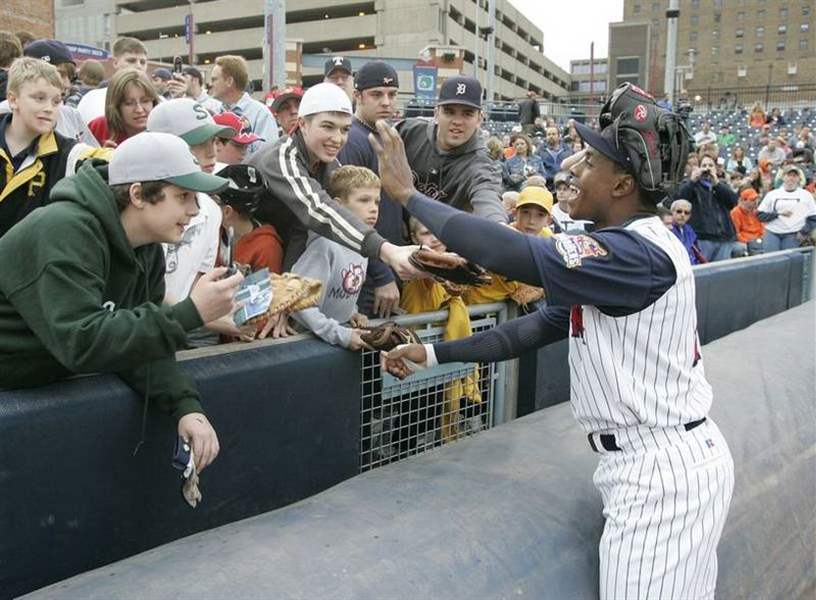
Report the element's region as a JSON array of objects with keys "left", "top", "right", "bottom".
[
  {"left": 146, "top": 98, "right": 235, "bottom": 146},
  {"left": 109, "top": 132, "right": 229, "bottom": 193}
]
